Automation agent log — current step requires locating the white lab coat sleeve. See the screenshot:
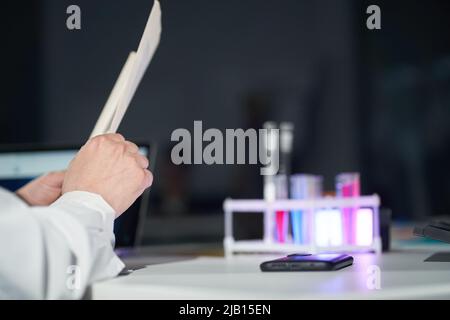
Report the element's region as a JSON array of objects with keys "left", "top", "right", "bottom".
[
  {"left": 0, "top": 188, "right": 125, "bottom": 299},
  {"left": 0, "top": 187, "right": 28, "bottom": 211}
]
